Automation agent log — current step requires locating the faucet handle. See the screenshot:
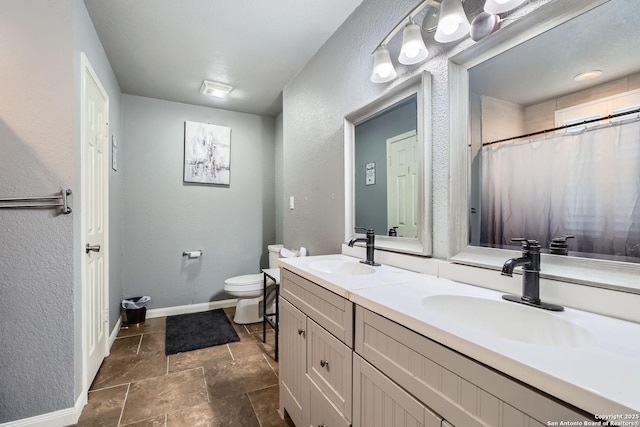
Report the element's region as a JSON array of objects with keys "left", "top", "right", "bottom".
[
  {"left": 510, "top": 238, "right": 540, "bottom": 249},
  {"left": 355, "top": 227, "right": 375, "bottom": 235},
  {"left": 549, "top": 235, "right": 575, "bottom": 255}
]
